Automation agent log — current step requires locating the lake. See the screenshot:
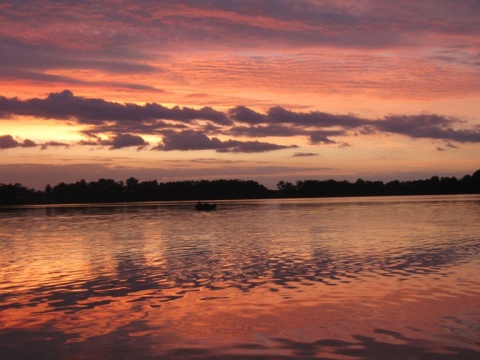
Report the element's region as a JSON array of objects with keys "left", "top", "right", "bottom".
[{"left": 1, "top": 195, "right": 479, "bottom": 359}]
